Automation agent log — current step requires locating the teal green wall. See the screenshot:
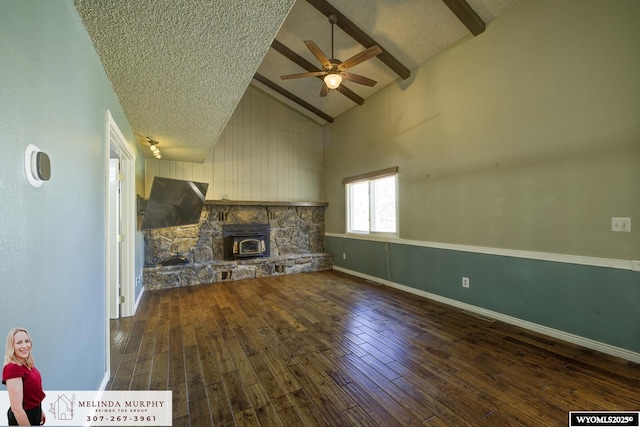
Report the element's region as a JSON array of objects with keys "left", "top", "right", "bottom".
[
  {"left": 0, "top": 1, "right": 144, "bottom": 389},
  {"left": 327, "top": 236, "right": 640, "bottom": 353}
]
